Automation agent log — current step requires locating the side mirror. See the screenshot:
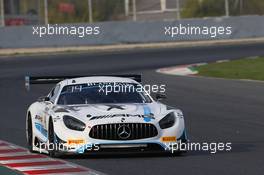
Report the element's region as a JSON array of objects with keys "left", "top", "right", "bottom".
[
  {"left": 155, "top": 93, "right": 166, "bottom": 101},
  {"left": 38, "top": 96, "right": 50, "bottom": 102}
]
